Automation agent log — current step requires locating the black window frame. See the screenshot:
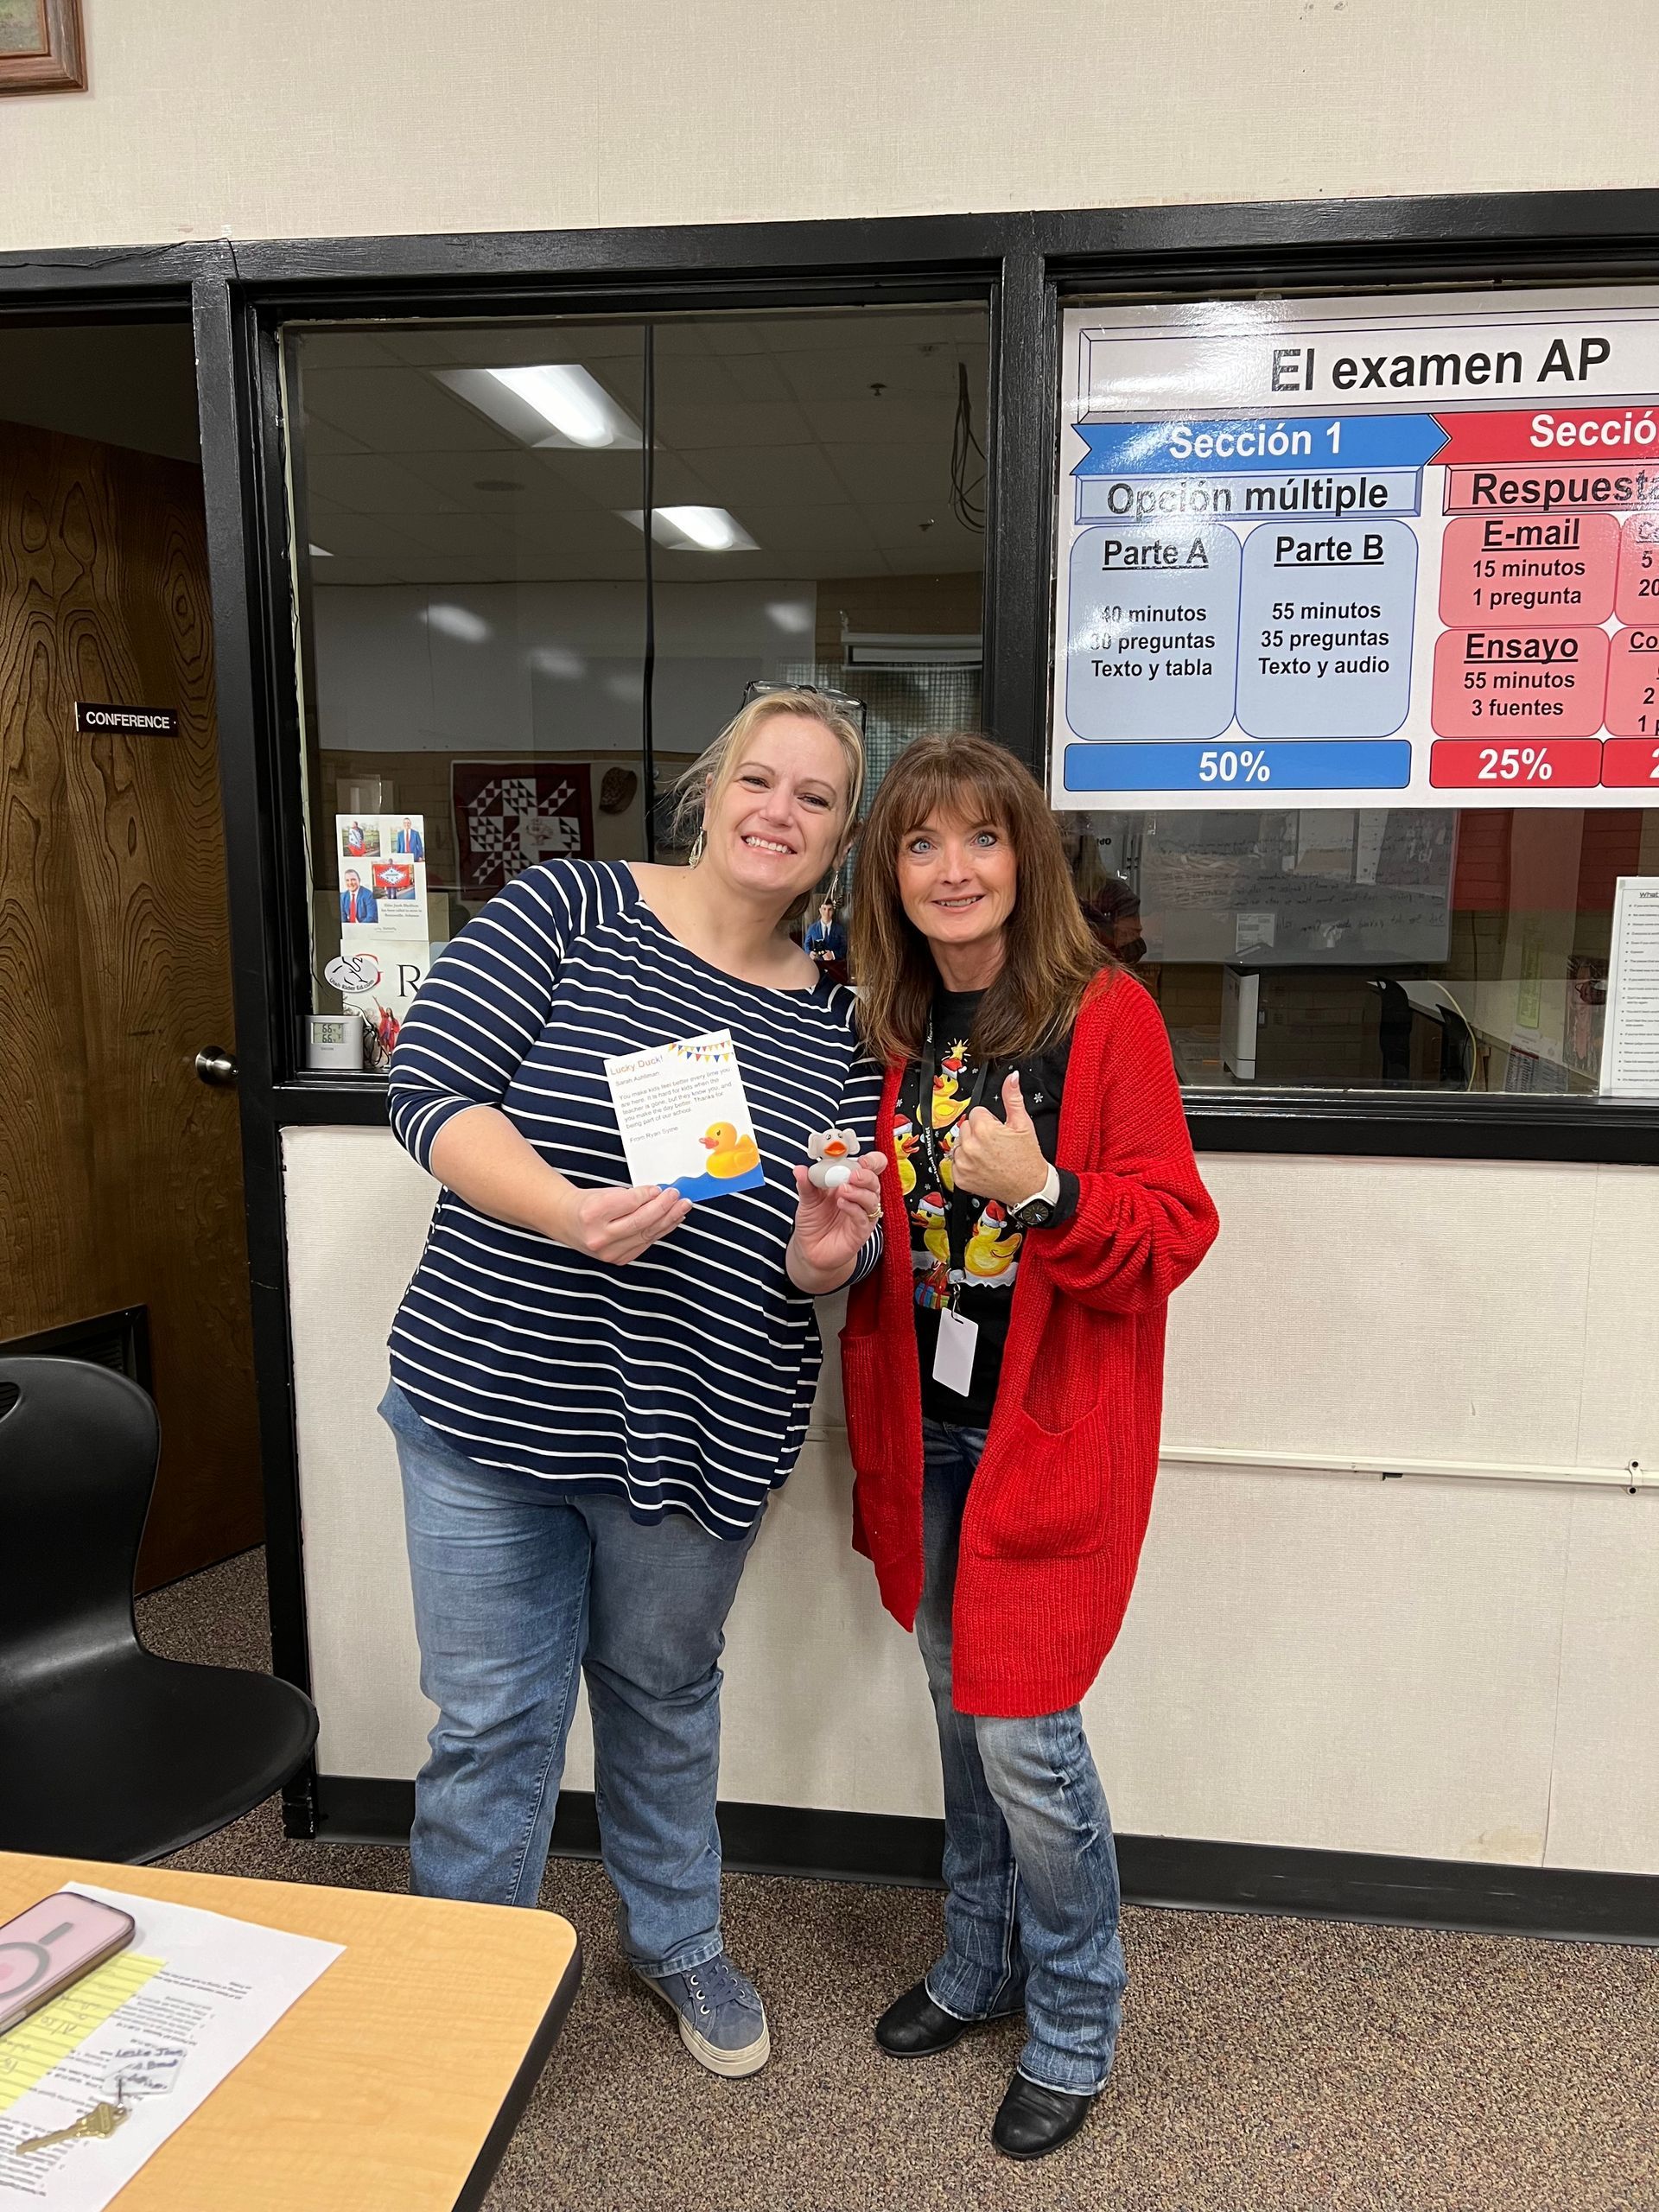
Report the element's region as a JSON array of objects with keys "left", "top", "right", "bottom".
[{"left": 209, "top": 200, "right": 1659, "bottom": 1166}]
